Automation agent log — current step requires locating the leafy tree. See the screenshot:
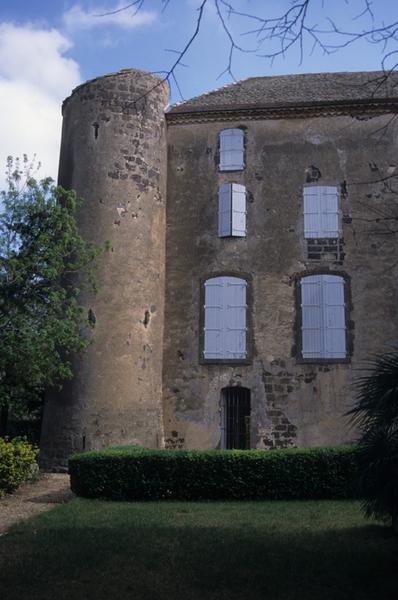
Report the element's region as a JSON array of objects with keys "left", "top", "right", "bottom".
[
  {"left": 0, "top": 156, "right": 98, "bottom": 436},
  {"left": 348, "top": 352, "right": 398, "bottom": 533}
]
